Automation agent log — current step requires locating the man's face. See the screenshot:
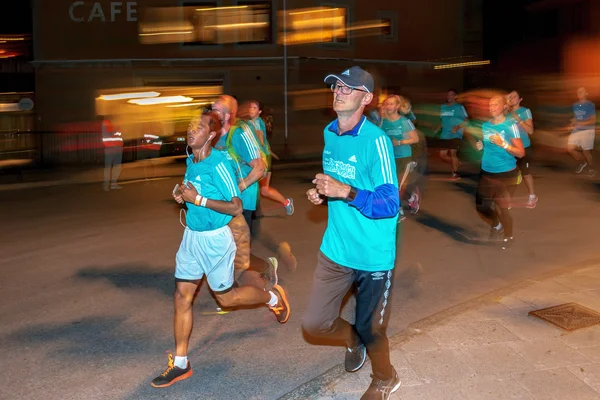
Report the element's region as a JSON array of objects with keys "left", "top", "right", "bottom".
[
  {"left": 332, "top": 80, "right": 370, "bottom": 114},
  {"left": 507, "top": 91, "right": 521, "bottom": 107},
  {"left": 248, "top": 102, "right": 261, "bottom": 119},
  {"left": 577, "top": 87, "right": 587, "bottom": 101},
  {"left": 187, "top": 115, "right": 213, "bottom": 149},
  {"left": 211, "top": 101, "right": 230, "bottom": 126},
  {"left": 447, "top": 91, "right": 457, "bottom": 103}
]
